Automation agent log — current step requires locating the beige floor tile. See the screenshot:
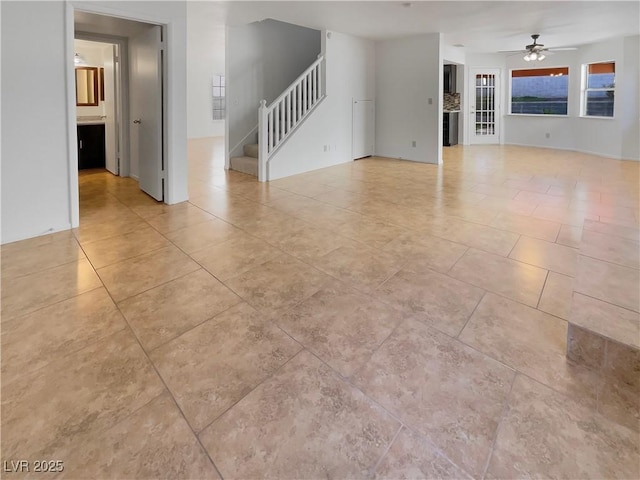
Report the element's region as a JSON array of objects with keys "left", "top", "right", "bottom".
[
  {"left": 268, "top": 225, "right": 349, "bottom": 261},
  {"left": 353, "top": 319, "right": 514, "bottom": 477},
  {"left": 570, "top": 294, "right": 640, "bottom": 350},
  {"left": 225, "top": 254, "right": 330, "bottom": 316},
  {"left": 427, "top": 218, "right": 520, "bottom": 257},
  {"left": 199, "top": 350, "right": 400, "bottom": 479},
  {"left": 449, "top": 248, "right": 548, "bottom": 307},
  {"left": 1, "top": 259, "right": 102, "bottom": 320},
  {"left": 583, "top": 218, "right": 640, "bottom": 242},
  {"left": 1, "top": 330, "right": 164, "bottom": 461},
  {"left": 190, "top": 232, "right": 282, "bottom": 281},
  {"left": 383, "top": 231, "right": 468, "bottom": 274},
  {"left": 278, "top": 282, "right": 405, "bottom": 377},
  {"left": 333, "top": 216, "right": 408, "bottom": 249},
  {"left": 376, "top": 268, "right": 484, "bottom": 337},
  {"left": 538, "top": 271, "right": 574, "bottom": 319},
  {"left": 574, "top": 255, "right": 640, "bottom": 313},
  {"left": 581, "top": 229, "right": 640, "bottom": 269},
  {"left": 97, "top": 246, "right": 200, "bottom": 302},
  {"left": 491, "top": 212, "right": 561, "bottom": 241},
  {"left": 1, "top": 288, "right": 127, "bottom": 385},
  {"left": 1, "top": 235, "right": 85, "bottom": 280},
  {"left": 556, "top": 223, "right": 583, "bottom": 248},
  {"left": 0, "top": 229, "right": 75, "bottom": 254},
  {"left": 162, "top": 218, "right": 245, "bottom": 254},
  {"left": 147, "top": 204, "right": 216, "bottom": 234},
  {"left": 486, "top": 375, "right": 639, "bottom": 480},
  {"left": 460, "top": 293, "right": 598, "bottom": 406},
  {"left": 373, "top": 427, "right": 471, "bottom": 479},
  {"left": 119, "top": 269, "right": 241, "bottom": 351},
  {"left": 150, "top": 302, "right": 301, "bottom": 432},
  {"left": 53, "top": 393, "right": 219, "bottom": 479},
  {"left": 82, "top": 226, "right": 171, "bottom": 269},
  {"left": 74, "top": 212, "right": 147, "bottom": 244},
  {"left": 509, "top": 235, "right": 578, "bottom": 276},
  {"left": 312, "top": 244, "right": 403, "bottom": 294},
  {"left": 597, "top": 379, "right": 639, "bottom": 433}
]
